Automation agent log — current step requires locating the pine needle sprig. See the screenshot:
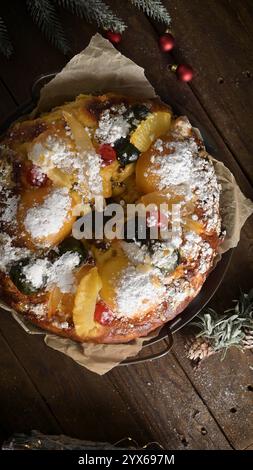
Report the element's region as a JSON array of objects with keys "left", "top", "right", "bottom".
[
  {"left": 0, "top": 16, "right": 13, "bottom": 58},
  {"left": 26, "top": 0, "right": 70, "bottom": 55},
  {"left": 188, "top": 289, "right": 253, "bottom": 361},
  {"left": 0, "top": 0, "right": 172, "bottom": 57},
  {"left": 130, "top": 0, "right": 171, "bottom": 26},
  {"left": 56, "top": 0, "right": 127, "bottom": 32}
]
